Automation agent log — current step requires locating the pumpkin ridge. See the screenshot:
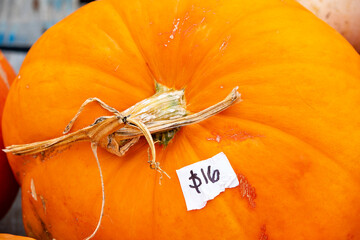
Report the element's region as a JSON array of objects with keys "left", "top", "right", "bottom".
[
  {"left": 212, "top": 115, "right": 333, "bottom": 156},
  {"left": 105, "top": 0, "right": 159, "bottom": 81},
  {"left": 200, "top": 115, "right": 356, "bottom": 179},
  {"left": 19, "top": 60, "right": 153, "bottom": 110},
  {"left": 188, "top": 49, "right": 360, "bottom": 96},
  {"left": 88, "top": 1, "right": 156, "bottom": 85},
  {"left": 106, "top": 1, "right": 303, "bottom": 88},
  {"left": 184, "top": 3, "right": 311, "bottom": 85},
  {"left": 20, "top": 56, "right": 153, "bottom": 95}
]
